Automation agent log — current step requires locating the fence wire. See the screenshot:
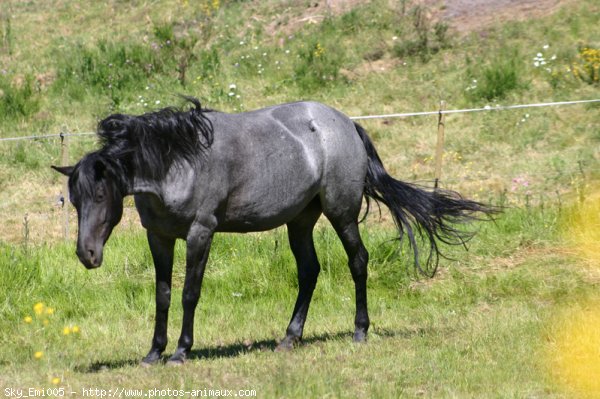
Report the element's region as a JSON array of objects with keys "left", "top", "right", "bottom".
[{"left": 0, "top": 98, "right": 598, "bottom": 143}]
